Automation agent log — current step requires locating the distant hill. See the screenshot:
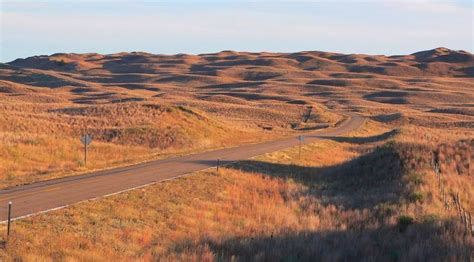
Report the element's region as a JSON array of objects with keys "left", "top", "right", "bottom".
[
  {"left": 0, "top": 47, "right": 472, "bottom": 110},
  {"left": 6, "top": 48, "right": 474, "bottom": 78}
]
